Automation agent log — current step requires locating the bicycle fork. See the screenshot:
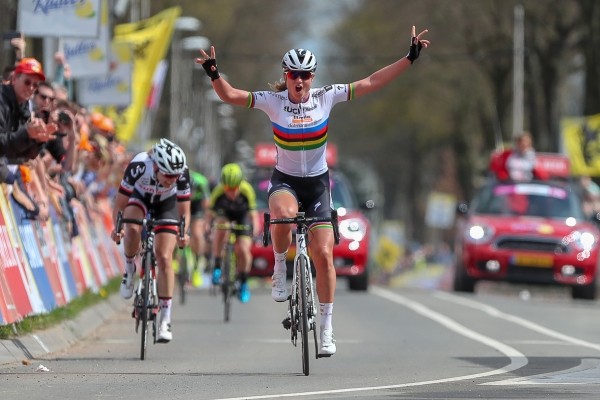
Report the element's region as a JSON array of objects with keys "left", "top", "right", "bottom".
[{"left": 294, "top": 234, "right": 316, "bottom": 332}]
